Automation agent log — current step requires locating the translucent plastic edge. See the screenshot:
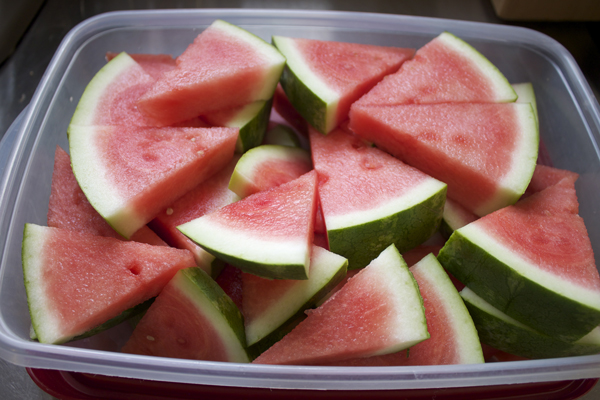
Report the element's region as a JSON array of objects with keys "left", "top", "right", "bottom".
[{"left": 0, "top": 9, "right": 599, "bottom": 390}]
